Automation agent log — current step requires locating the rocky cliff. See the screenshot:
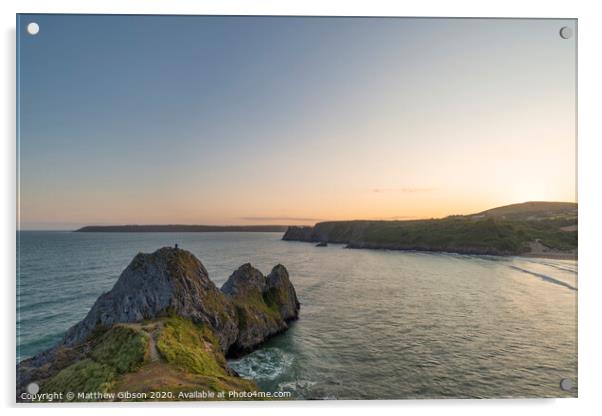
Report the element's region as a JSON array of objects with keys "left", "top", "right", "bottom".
[
  {"left": 282, "top": 222, "right": 366, "bottom": 244},
  {"left": 282, "top": 226, "right": 314, "bottom": 242},
  {"left": 17, "top": 247, "right": 300, "bottom": 402}
]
